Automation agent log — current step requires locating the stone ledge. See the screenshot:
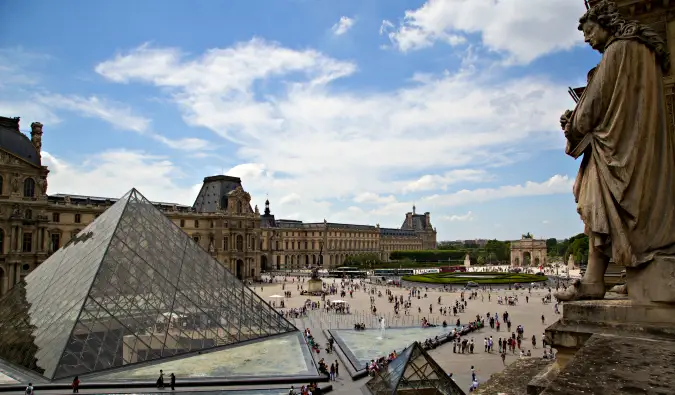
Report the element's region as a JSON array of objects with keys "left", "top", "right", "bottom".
[
  {"left": 541, "top": 334, "right": 675, "bottom": 395},
  {"left": 546, "top": 319, "right": 675, "bottom": 350},
  {"left": 563, "top": 297, "right": 675, "bottom": 325},
  {"left": 474, "top": 358, "right": 553, "bottom": 395}
]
